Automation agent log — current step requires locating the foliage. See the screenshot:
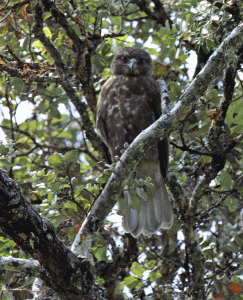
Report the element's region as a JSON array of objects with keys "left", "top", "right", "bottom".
[{"left": 0, "top": 0, "right": 243, "bottom": 299}]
